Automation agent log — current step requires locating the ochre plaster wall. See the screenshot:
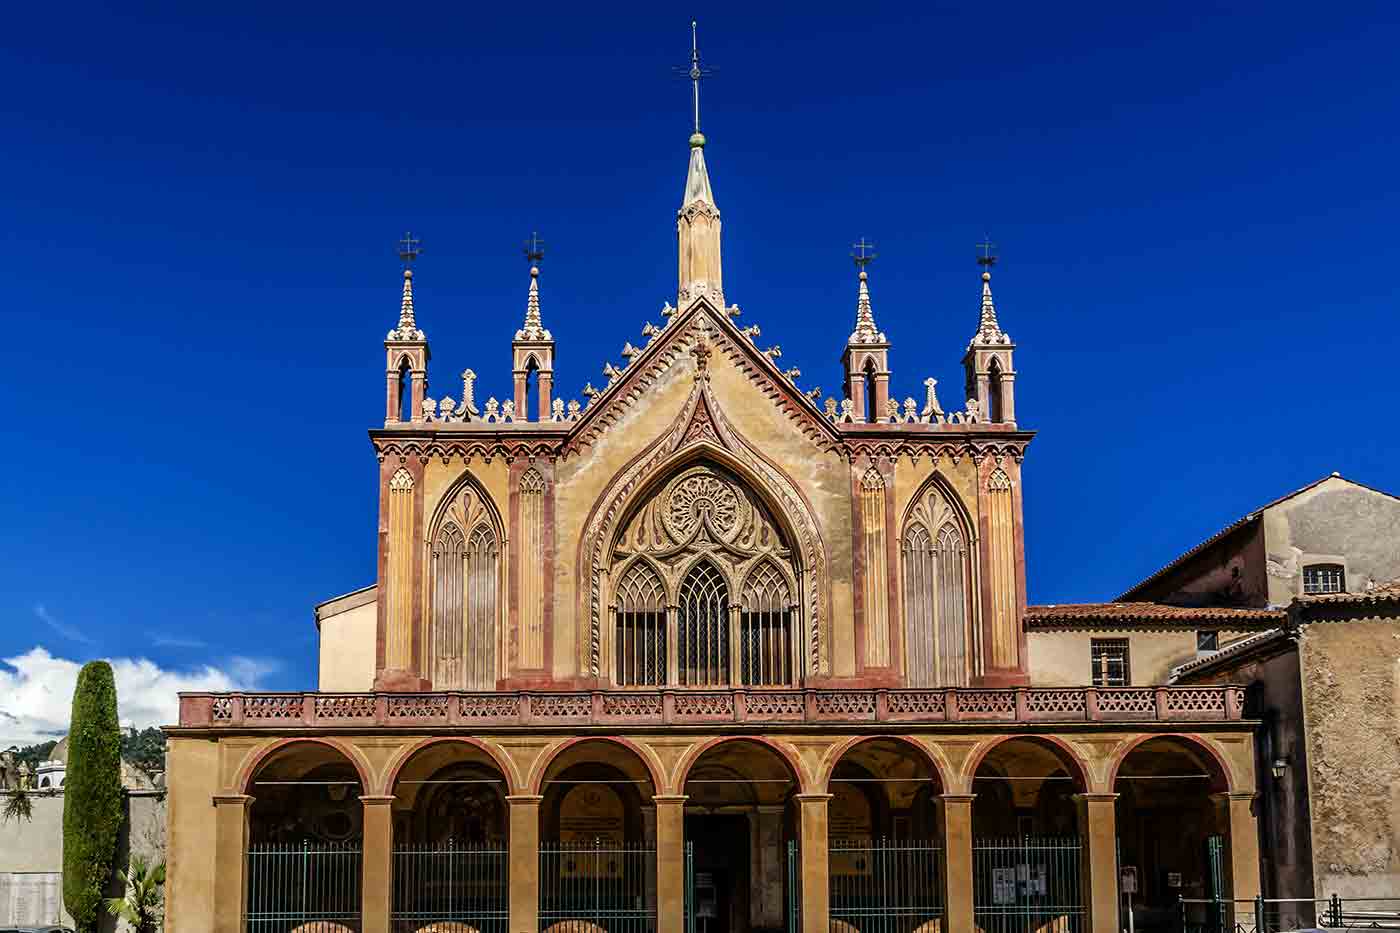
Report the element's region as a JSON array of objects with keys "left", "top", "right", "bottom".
[
  {"left": 1027, "top": 628, "right": 1258, "bottom": 686},
  {"left": 166, "top": 737, "right": 221, "bottom": 933},
  {"left": 1298, "top": 615, "right": 1400, "bottom": 896},
  {"left": 318, "top": 599, "right": 378, "bottom": 691},
  {"left": 1262, "top": 478, "right": 1400, "bottom": 606}
]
